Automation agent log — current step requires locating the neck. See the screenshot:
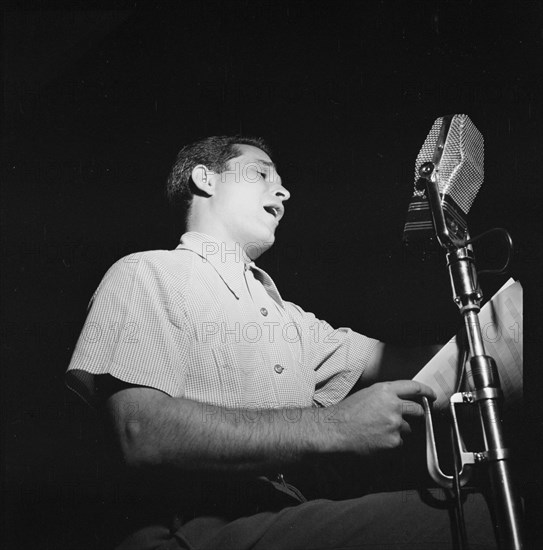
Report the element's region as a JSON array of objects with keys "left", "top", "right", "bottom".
[
  {"left": 187, "top": 206, "right": 271, "bottom": 262},
  {"left": 185, "top": 225, "right": 256, "bottom": 263}
]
